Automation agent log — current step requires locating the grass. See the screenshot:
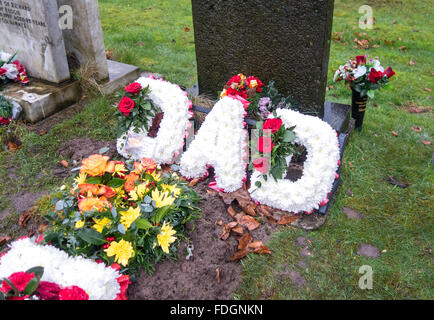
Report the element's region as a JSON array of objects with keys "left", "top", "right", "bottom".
[{"left": 0, "top": 0, "right": 432, "bottom": 299}]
